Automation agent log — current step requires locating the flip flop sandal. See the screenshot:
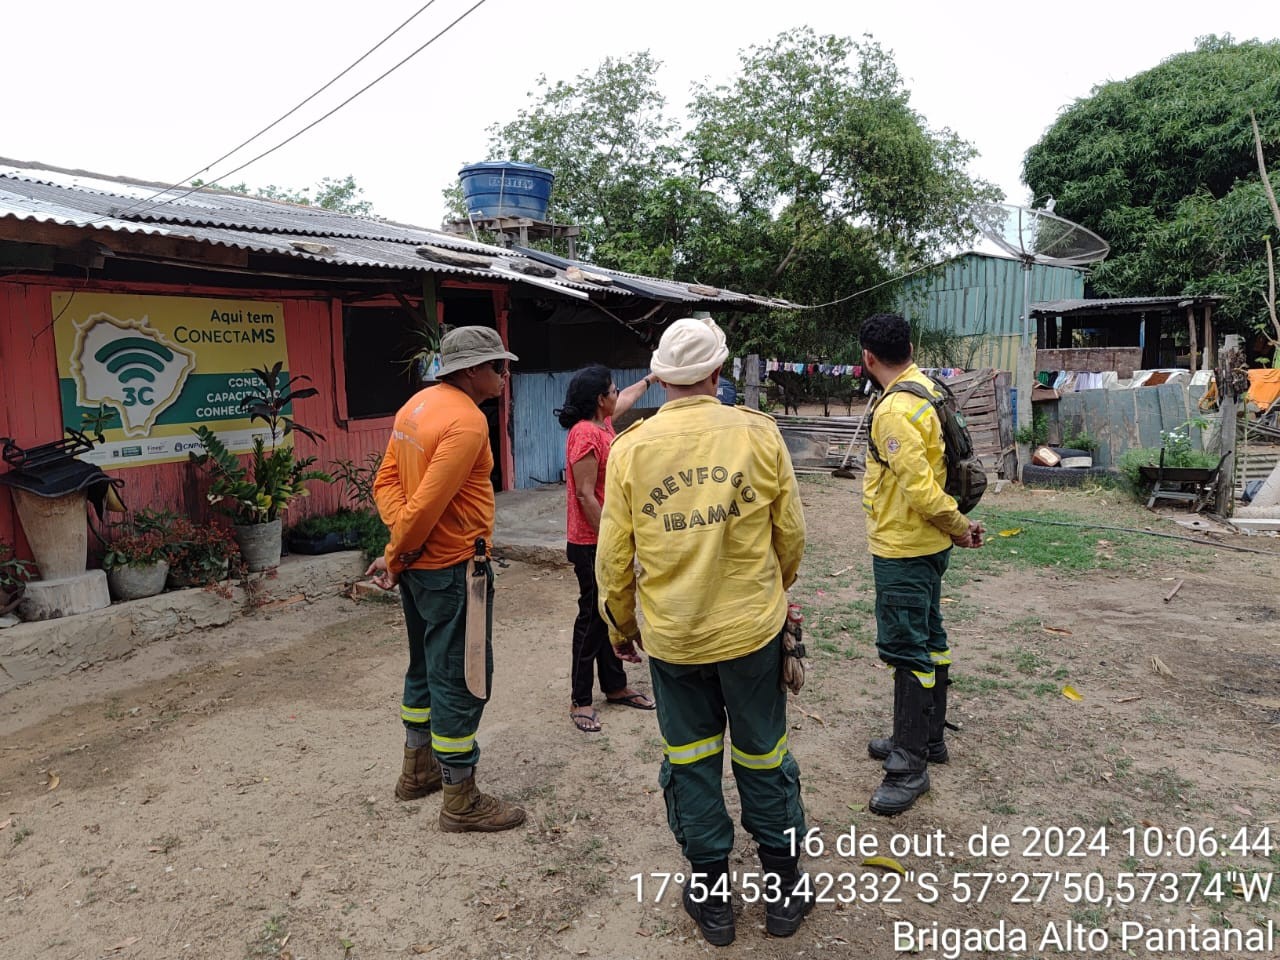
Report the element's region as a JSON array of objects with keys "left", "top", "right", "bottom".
[
  {"left": 606, "top": 692, "right": 656, "bottom": 710},
  {"left": 571, "top": 709, "right": 602, "bottom": 733}
]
